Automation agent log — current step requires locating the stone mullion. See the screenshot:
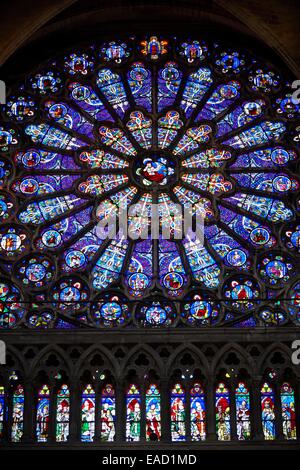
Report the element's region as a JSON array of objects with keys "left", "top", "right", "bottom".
[
  {"left": 22, "top": 379, "right": 35, "bottom": 443},
  {"left": 160, "top": 378, "right": 170, "bottom": 442},
  {"left": 48, "top": 379, "right": 56, "bottom": 443},
  {"left": 115, "top": 380, "right": 125, "bottom": 442},
  {"left": 206, "top": 376, "right": 217, "bottom": 441},
  {"left": 229, "top": 381, "right": 238, "bottom": 440},
  {"left": 185, "top": 380, "right": 191, "bottom": 442},
  {"left": 274, "top": 382, "right": 284, "bottom": 440},
  {"left": 250, "top": 377, "right": 264, "bottom": 440},
  {"left": 140, "top": 379, "right": 146, "bottom": 442},
  {"left": 94, "top": 381, "right": 101, "bottom": 442},
  {"left": 67, "top": 379, "right": 80, "bottom": 443}
]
